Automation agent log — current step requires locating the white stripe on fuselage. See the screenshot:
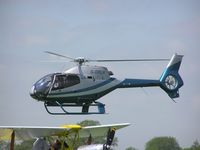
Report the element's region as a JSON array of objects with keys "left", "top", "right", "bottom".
[{"left": 47, "top": 79, "right": 121, "bottom": 98}]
